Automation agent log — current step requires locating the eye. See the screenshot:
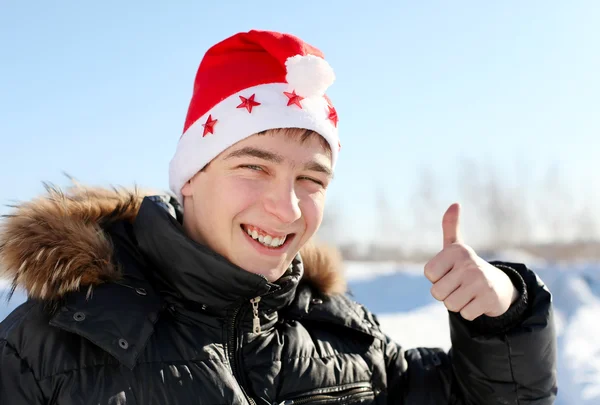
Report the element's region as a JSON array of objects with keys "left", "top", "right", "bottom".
[
  {"left": 299, "top": 176, "right": 324, "bottom": 186},
  {"left": 242, "top": 165, "right": 264, "bottom": 171}
]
